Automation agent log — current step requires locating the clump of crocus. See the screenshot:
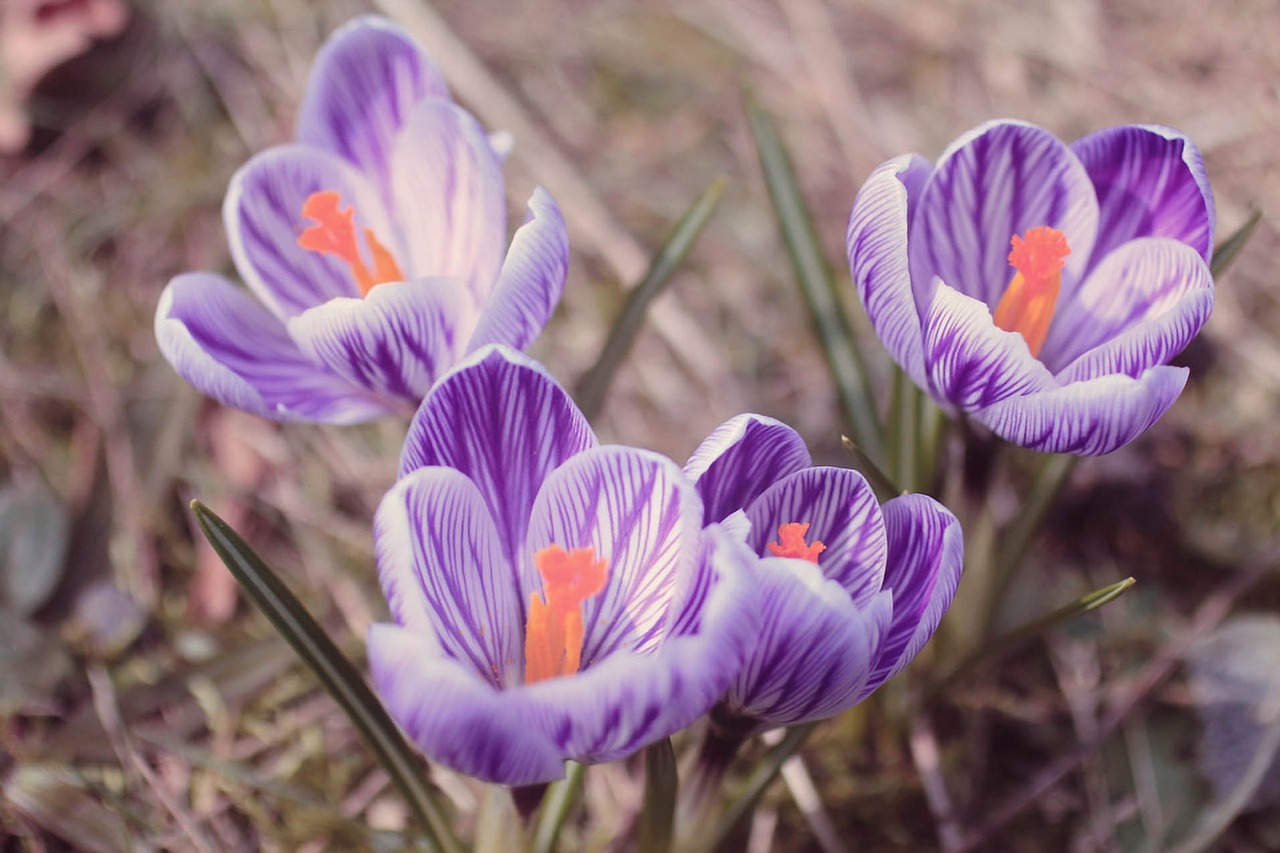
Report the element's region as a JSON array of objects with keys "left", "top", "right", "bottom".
[
  {"left": 369, "top": 346, "right": 760, "bottom": 785},
  {"left": 156, "top": 17, "right": 567, "bottom": 423},
  {"left": 847, "top": 120, "right": 1215, "bottom": 455}
]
